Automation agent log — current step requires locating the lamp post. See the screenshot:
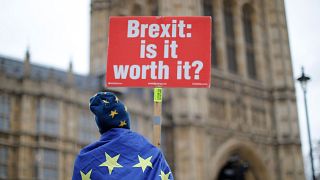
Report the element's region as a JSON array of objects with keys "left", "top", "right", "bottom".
[{"left": 297, "top": 67, "right": 315, "bottom": 180}]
